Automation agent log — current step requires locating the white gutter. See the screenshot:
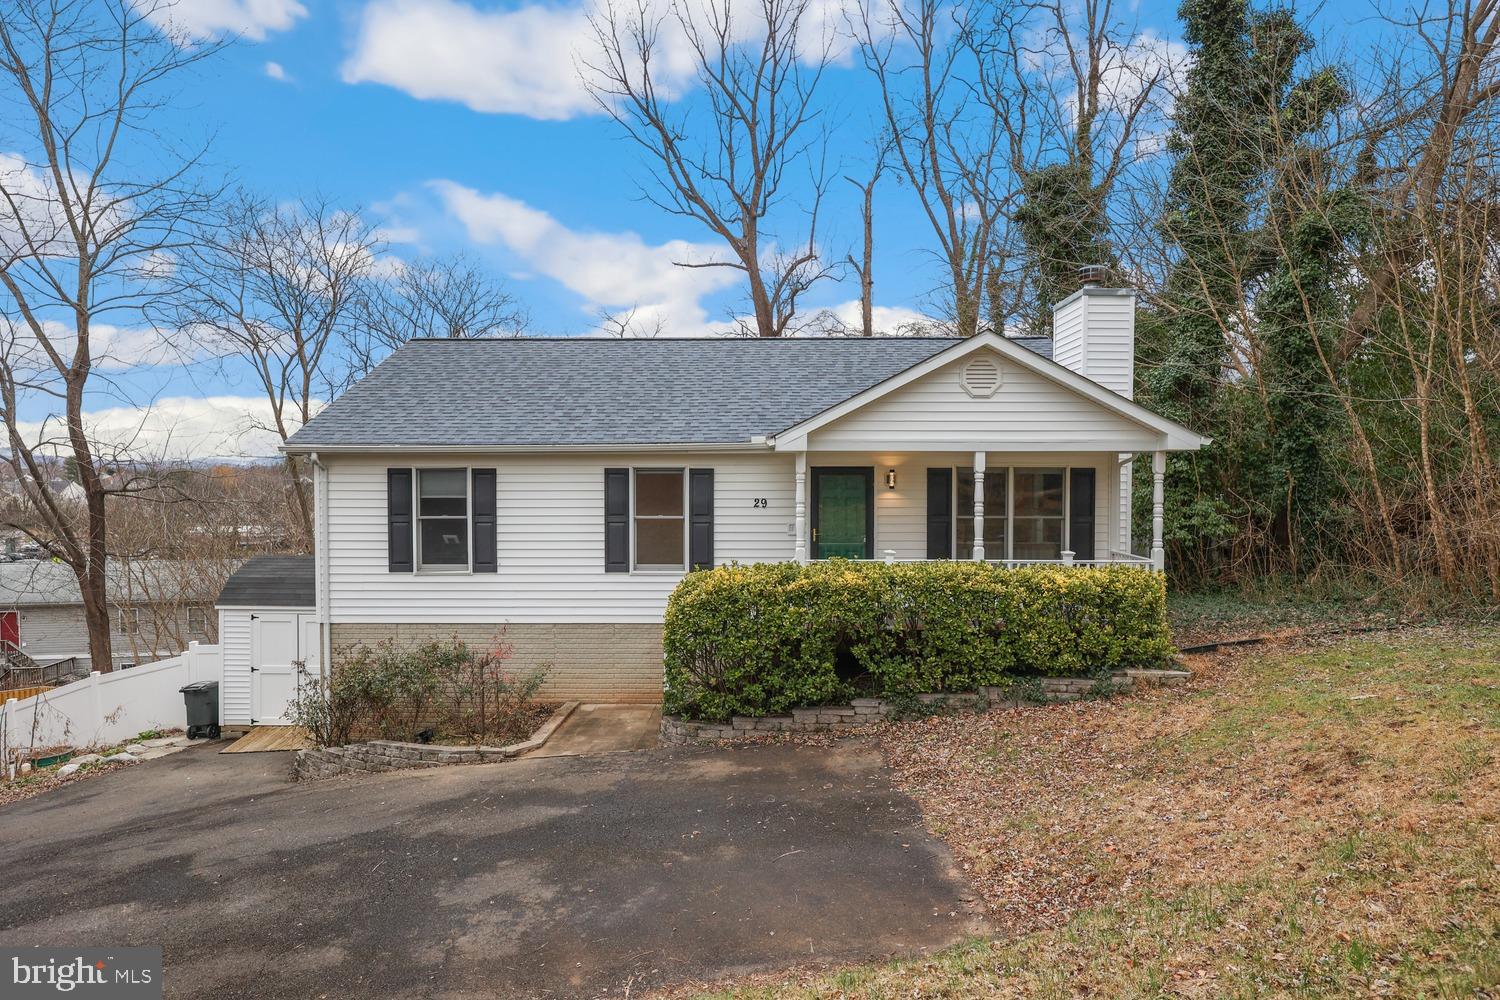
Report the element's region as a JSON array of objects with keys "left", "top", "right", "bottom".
[
  {"left": 280, "top": 440, "right": 771, "bottom": 456},
  {"left": 308, "top": 451, "right": 331, "bottom": 681}
]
